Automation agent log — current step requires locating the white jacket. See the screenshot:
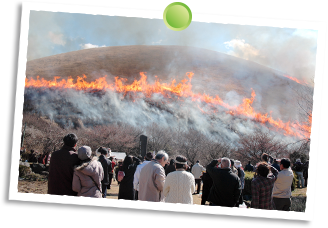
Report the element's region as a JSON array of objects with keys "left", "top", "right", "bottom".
[
  {"left": 163, "top": 169, "right": 195, "bottom": 204},
  {"left": 191, "top": 163, "right": 205, "bottom": 179},
  {"left": 133, "top": 160, "right": 151, "bottom": 191}
]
